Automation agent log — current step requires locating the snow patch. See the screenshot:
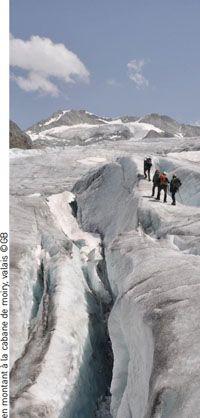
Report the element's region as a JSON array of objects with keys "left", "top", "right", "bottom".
[
  {"left": 168, "top": 151, "right": 200, "bottom": 163},
  {"left": 27, "top": 193, "right": 41, "bottom": 197},
  {"left": 47, "top": 191, "right": 102, "bottom": 260},
  {"left": 77, "top": 157, "right": 107, "bottom": 165},
  {"left": 43, "top": 110, "right": 69, "bottom": 126},
  {"left": 9, "top": 148, "right": 43, "bottom": 158}
]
